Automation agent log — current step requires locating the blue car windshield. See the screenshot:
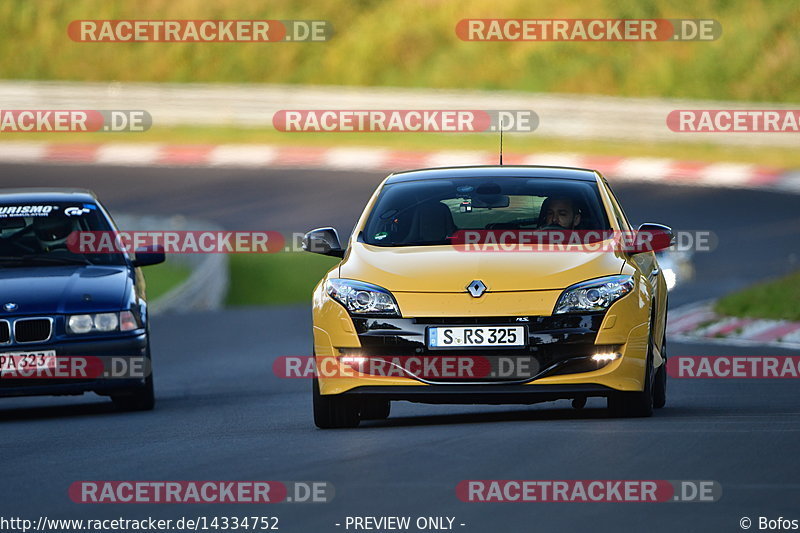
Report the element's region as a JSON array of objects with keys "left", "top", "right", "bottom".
[
  {"left": 362, "top": 177, "right": 611, "bottom": 246},
  {"left": 0, "top": 202, "right": 127, "bottom": 266}
]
